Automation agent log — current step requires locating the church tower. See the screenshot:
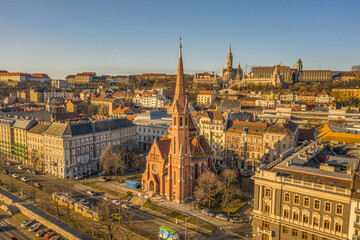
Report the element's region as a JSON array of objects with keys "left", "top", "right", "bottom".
[
  {"left": 296, "top": 58, "right": 303, "bottom": 71},
  {"left": 226, "top": 42, "right": 233, "bottom": 69},
  {"left": 141, "top": 41, "right": 214, "bottom": 203}
]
